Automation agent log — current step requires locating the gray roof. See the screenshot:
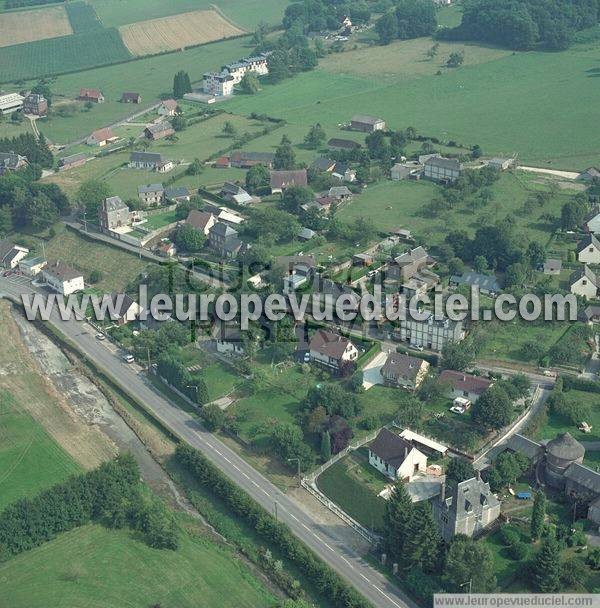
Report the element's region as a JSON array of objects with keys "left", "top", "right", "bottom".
[
  {"left": 582, "top": 305, "right": 600, "bottom": 322},
  {"left": 381, "top": 353, "right": 426, "bottom": 383},
  {"left": 314, "top": 157, "right": 336, "bottom": 172},
  {"left": 103, "top": 196, "right": 128, "bottom": 212},
  {"left": 59, "top": 152, "right": 86, "bottom": 165},
  {"left": 43, "top": 260, "right": 82, "bottom": 282},
  {"left": 210, "top": 222, "right": 238, "bottom": 238},
  {"left": 394, "top": 246, "right": 429, "bottom": 267},
  {"left": 443, "top": 477, "right": 500, "bottom": 518},
  {"left": 543, "top": 258, "right": 562, "bottom": 273},
  {"left": 109, "top": 292, "right": 136, "bottom": 317},
  {"left": 351, "top": 114, "right": 384, "bottom": 125},
  {"left": 298, "top": 227, "right": 315, "bottom": 240},
  {"left": 328, "top": 186, "right": 352, "bottom": 198},
  {"left": 0, "top": 239, "right": 16, "bottom": 261},
  {"left": 564, "top": 462, "right": 600, "bottom": 493},
  {"left": 369, "top": 428, "right": 414, "bottom": 469},
  {"left": 146, "top": 122, "right": 174, "bottom": 135},
  {"left": 130, "top": 151, "right": 164, "bottom": 163},
  {"left": 165, "top": 186, "right": 190, "bottom": 199},
  {"left": 425, "top": 156, "right": 461, "bottom": 170},
  {"left": 570, "top": 265, "right": 600, "bottom": 288},
  {"left": 546, "top": 432, "right": 585, "bottom": 460},
  {"left": 577, "top": 234, "right": 600, "bottom": 254},
  {"left": 0, "top": 152, "right": 26, "bottom": 170},
  {"left": 137, "top": 184, "right": 164, "bottom": 194},
  {"left": 506, "top": 434, "right": 543, "bottom": 460},
  {"left": 450, "top": 271, "right": 501, "bottom": 293}
]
